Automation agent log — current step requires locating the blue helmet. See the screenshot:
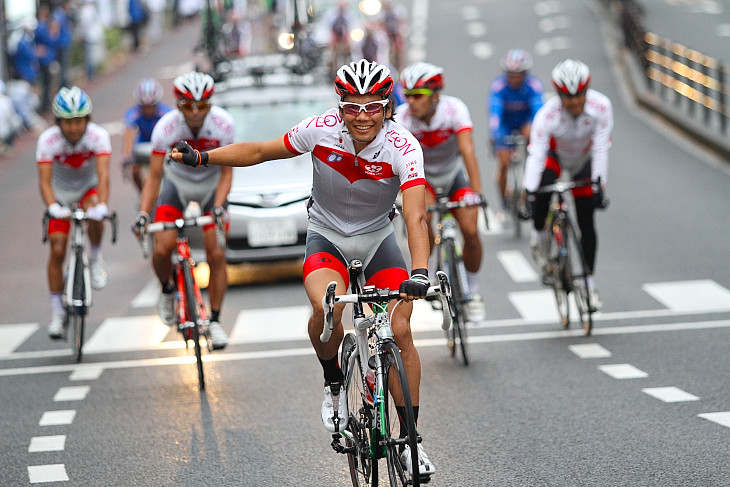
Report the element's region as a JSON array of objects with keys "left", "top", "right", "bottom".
[{"left": 52, "top": 86, "right": 93, "bottom": 119}]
